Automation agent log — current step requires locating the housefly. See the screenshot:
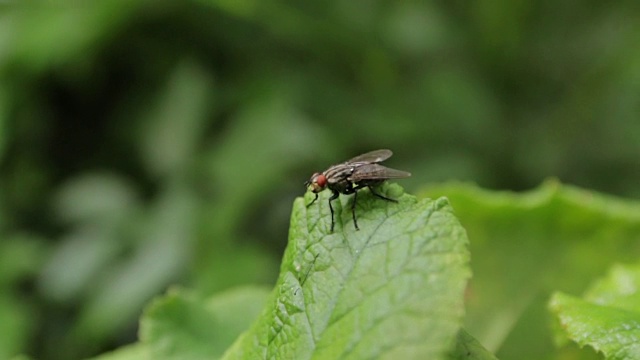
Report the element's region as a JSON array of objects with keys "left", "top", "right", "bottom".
[{"left": 305, "top": 149, "right": 411, "bottom": 232}]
